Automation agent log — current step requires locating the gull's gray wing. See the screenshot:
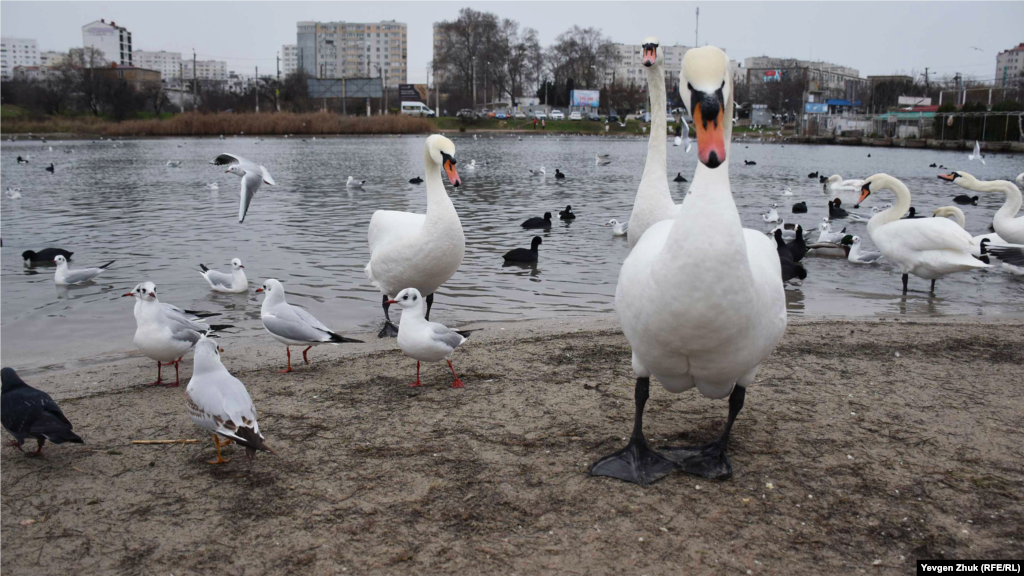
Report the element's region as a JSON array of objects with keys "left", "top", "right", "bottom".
[
  {"left": 63, "top": 267, "right": 104, "bottom": 284},
  {"left": 427, "top": 322, "right": 466, "bottom": 351},
  {"left": 170, "top": 325, "right": 202, "bottom": 347},
  {"left": 203, "top": 269, "right": 235, "bottom": 289},
  {"left": 263, "top": 312, "right": 334, "bottom": 344},
  {"left": 211, "top": 153, "right": 246, "bottom": 166},
  {"left": 292, "top": 306, "right": 330, "bottom": 332},
  {"left": 239, "top": 171, "right": 262, "bottom": 223},
  {"left": 159, "top": 304, "right": 210, "bottom": 332}
]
